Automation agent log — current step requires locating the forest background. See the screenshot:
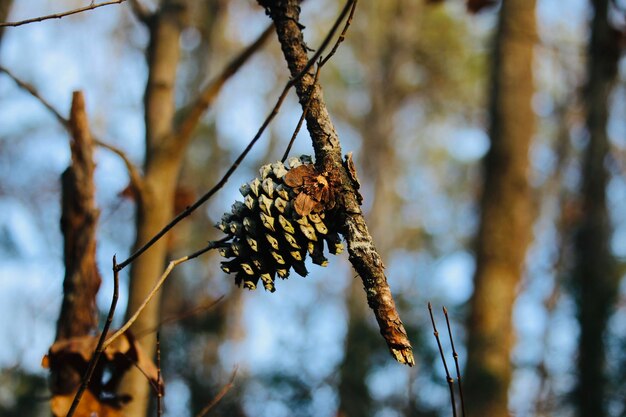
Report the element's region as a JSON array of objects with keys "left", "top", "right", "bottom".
[{"left": 0, "top": 0, "right": 625, "bottom": 416}]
